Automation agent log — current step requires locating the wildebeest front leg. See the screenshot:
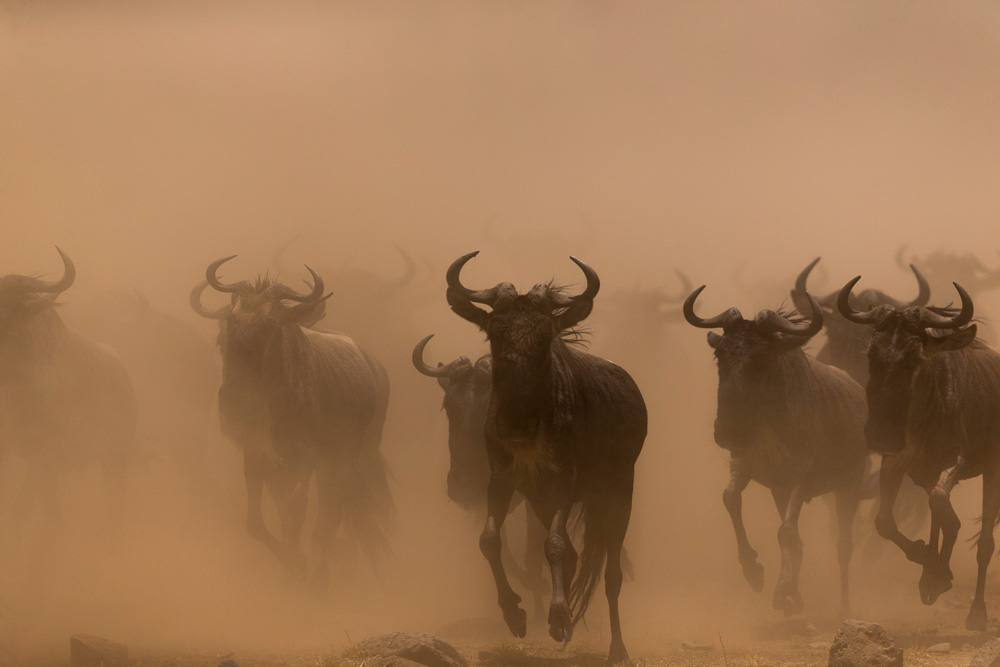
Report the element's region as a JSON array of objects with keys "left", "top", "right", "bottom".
[
  {"left": 920, "top": 460, "right": 964, "bottom": 605},
  {"left": 722, "top": 456, "right": 763, "bottom": 591},
  {"left": 834, "top": 486, "right": 861, "bottom": 616},
  {"left": 525, "top": 508, "right": 549, "bottom": 621},
  {"left": 772, "top": 485, "right": 805, "bottom": 615},
  {"left": 480, "top": 473, "right": 526, "bottom": 638},
  {"left": 604, "top": 478, "right": 635, "bottom": 666},
  {"left": 243, "top": 451, "right": 286, "bottom": 563},
  {"left": 968, "top": 469, "right": 1000, "bottom": 631},
  {"left": 874, "top": 452, "right": 933, "bottom": 565}
]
